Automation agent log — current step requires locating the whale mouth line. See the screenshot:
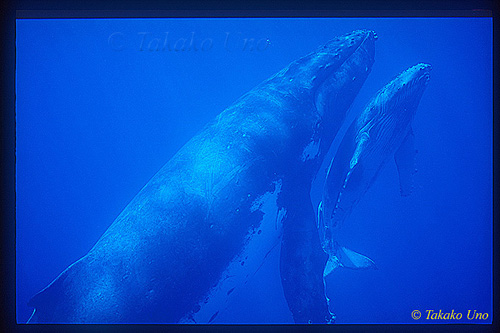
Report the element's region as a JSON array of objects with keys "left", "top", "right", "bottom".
[
  {"left": 415, "top": 67, "right": 432, "bottom": 83},
  {"left": 421, "top": 71, "right": 431, "bottom": 85},
  {"left": 404, "top": 71, "right": 431, "bottom": 95},
  {"left": 412, "top": 64, "right": 432, "bottom": 83}
]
